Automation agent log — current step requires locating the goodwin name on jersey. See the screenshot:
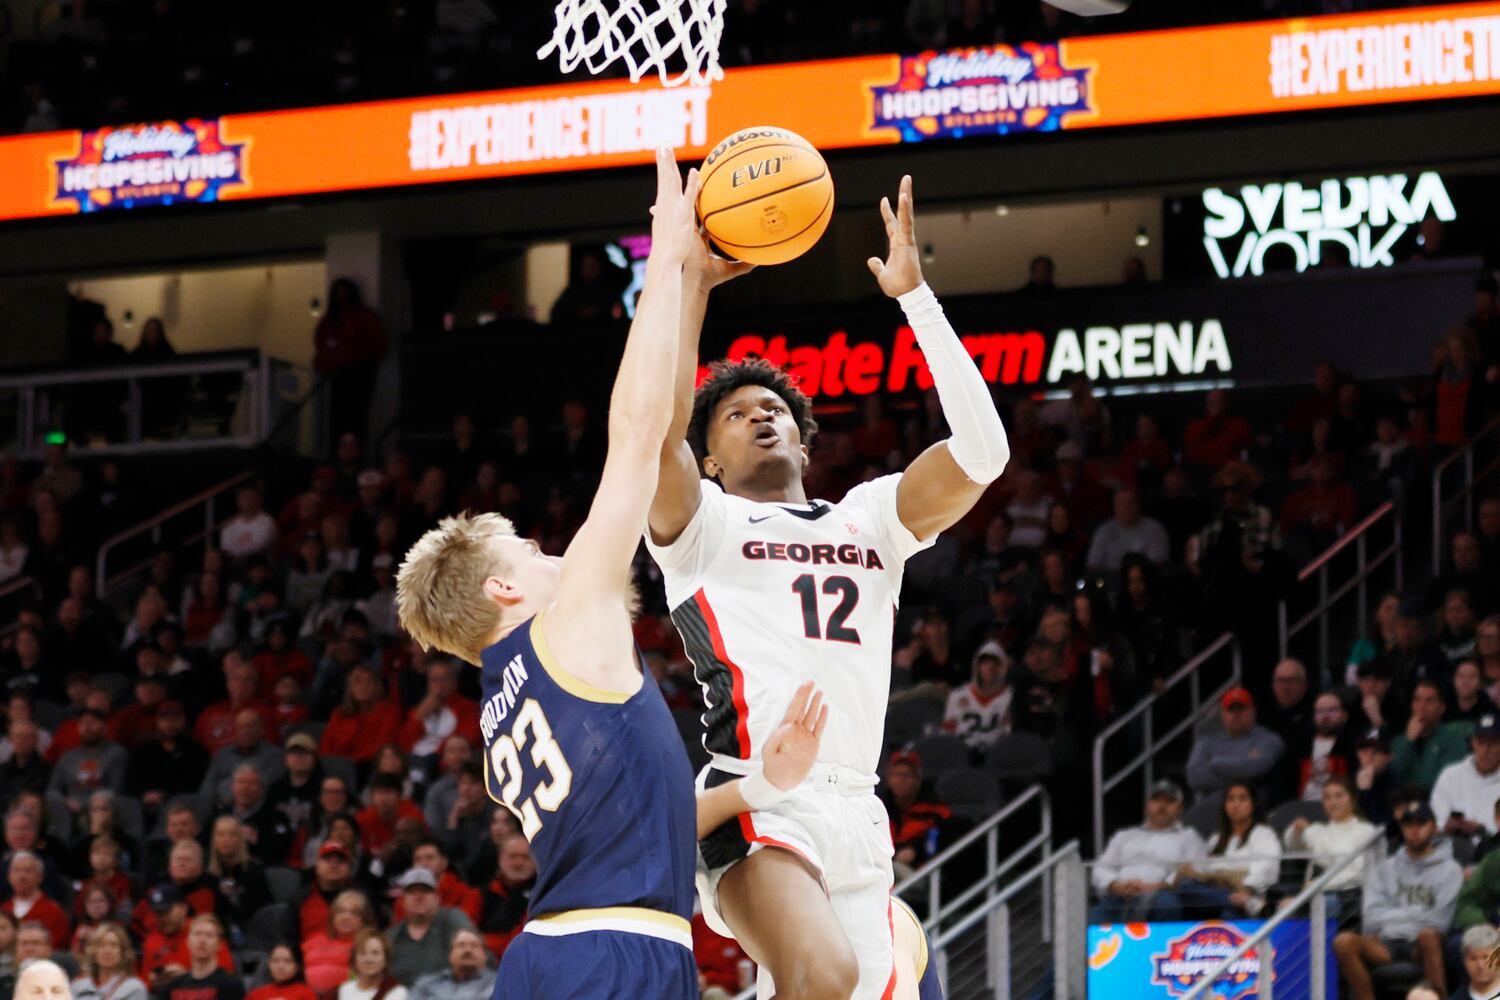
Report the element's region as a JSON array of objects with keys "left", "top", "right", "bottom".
[{"left": 647, "top": 474, "right": 932, "bottom": 775}]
